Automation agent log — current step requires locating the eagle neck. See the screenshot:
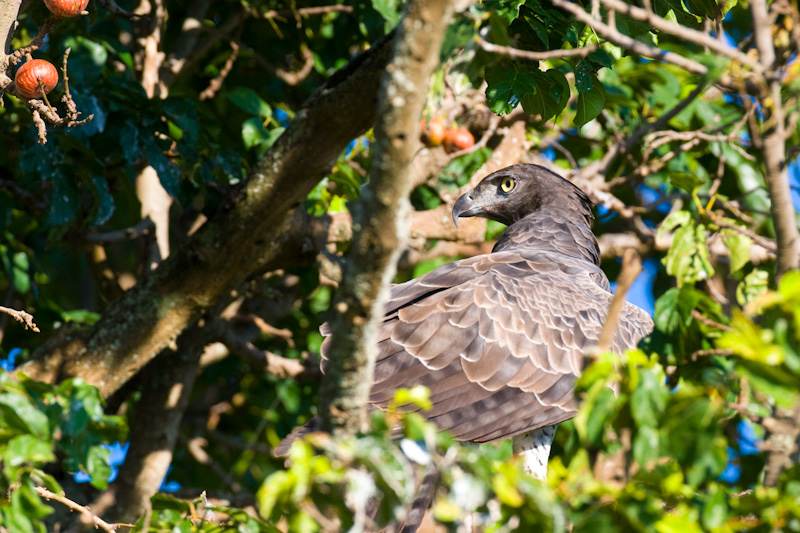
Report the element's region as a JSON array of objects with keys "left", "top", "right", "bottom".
[{"left": 491, "top": 212, "right": 601, "bottom": 266}]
